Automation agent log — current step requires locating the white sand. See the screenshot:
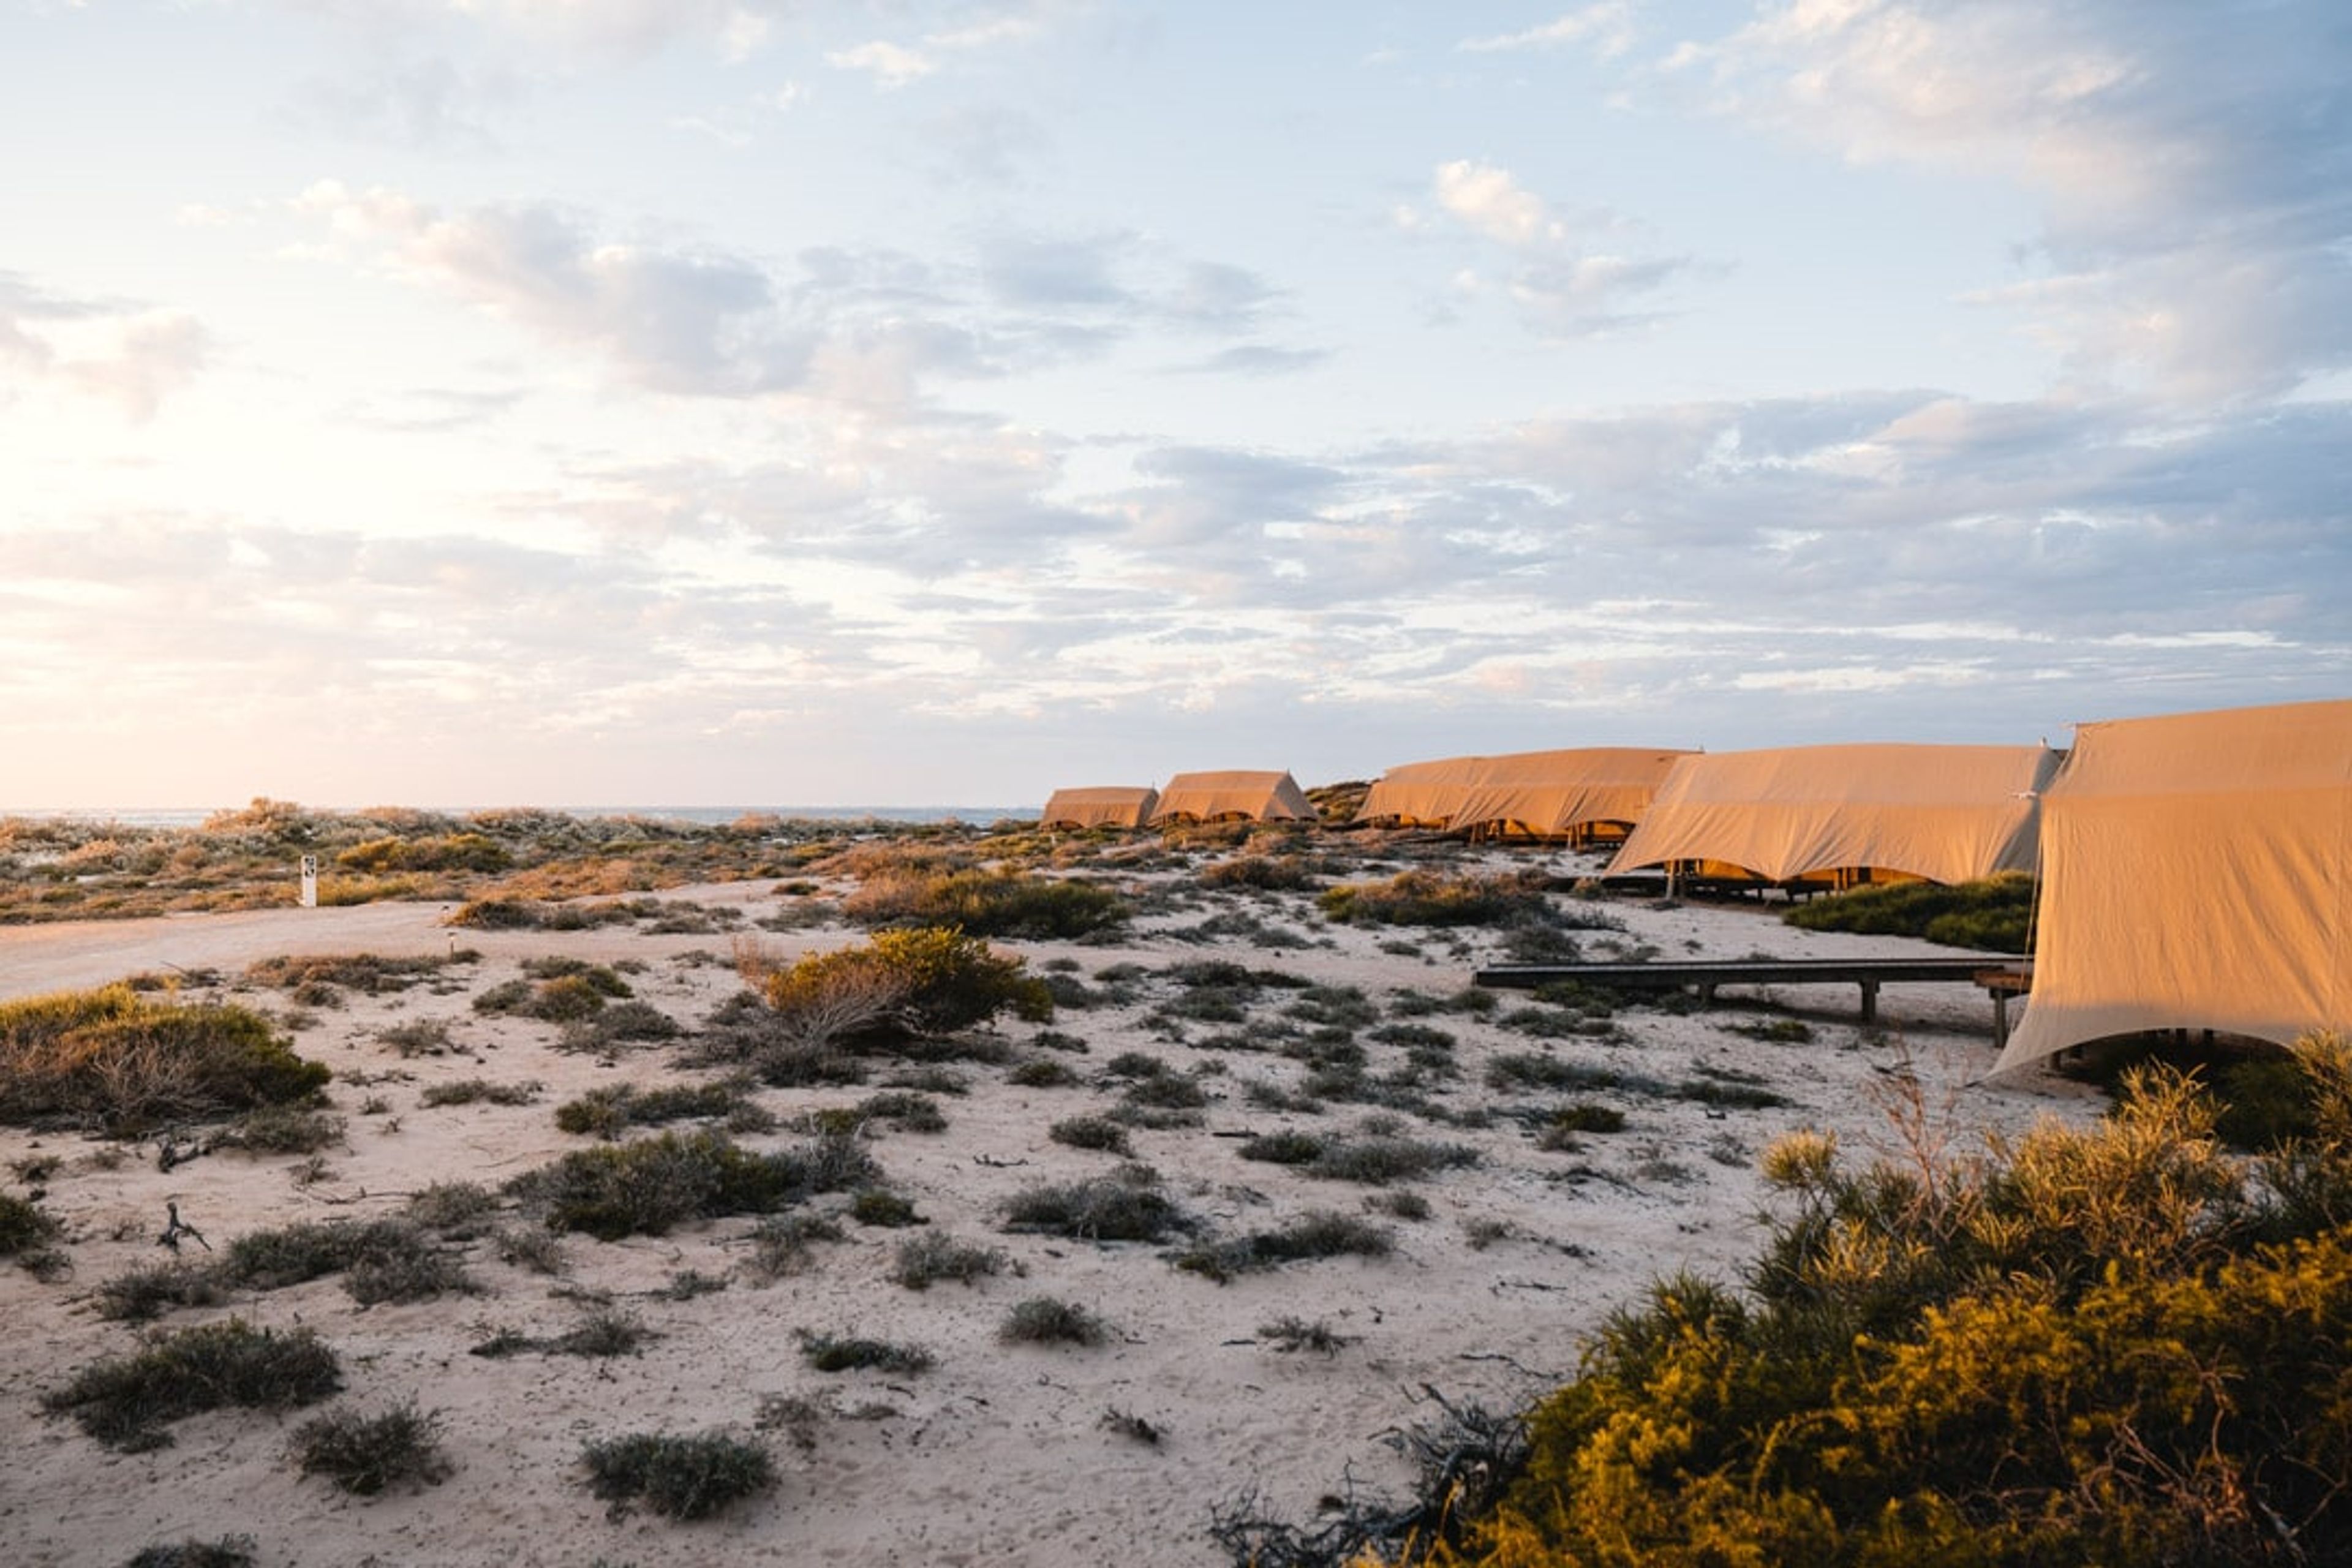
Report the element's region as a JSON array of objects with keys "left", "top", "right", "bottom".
[{"left": 0, "top": 851, "right": 2098, "bottom": 1567}]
